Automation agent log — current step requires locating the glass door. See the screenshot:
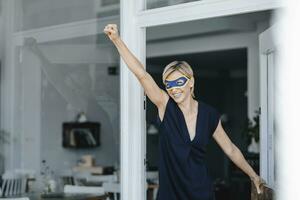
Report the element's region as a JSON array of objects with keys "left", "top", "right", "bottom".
[{"left": 2, "top": 0, "right": 121, "bottom": 196}]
